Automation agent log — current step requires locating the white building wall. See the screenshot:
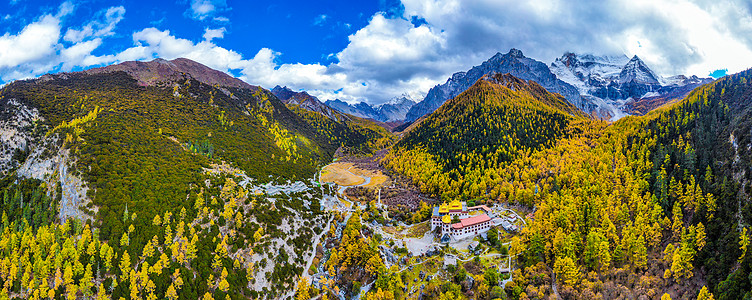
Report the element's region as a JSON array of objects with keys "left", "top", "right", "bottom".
[{"left": 444, "top": 220, "right": 493, "bottom": 241}]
